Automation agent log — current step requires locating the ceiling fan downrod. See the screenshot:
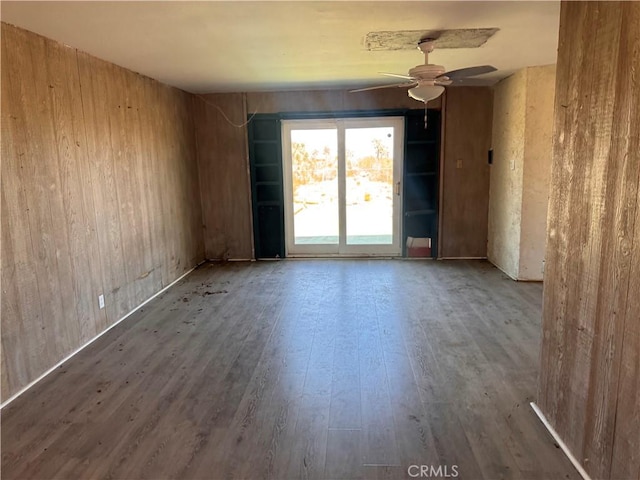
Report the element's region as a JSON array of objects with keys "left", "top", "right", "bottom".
[{"left": 418, "top": 38, "right": 436, "bottom": 63}]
